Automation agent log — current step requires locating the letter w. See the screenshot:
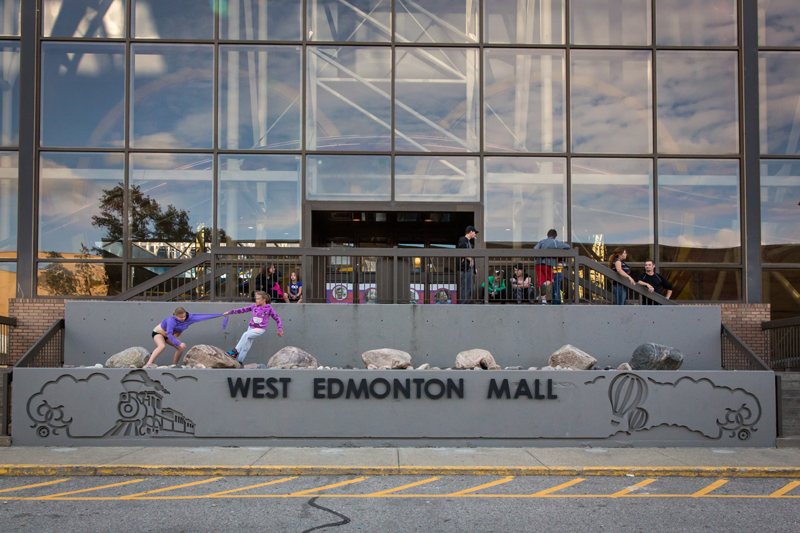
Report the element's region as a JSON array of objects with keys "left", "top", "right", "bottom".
[{"left": 228, "top": 377, "right": 250, "bottom": 398}]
